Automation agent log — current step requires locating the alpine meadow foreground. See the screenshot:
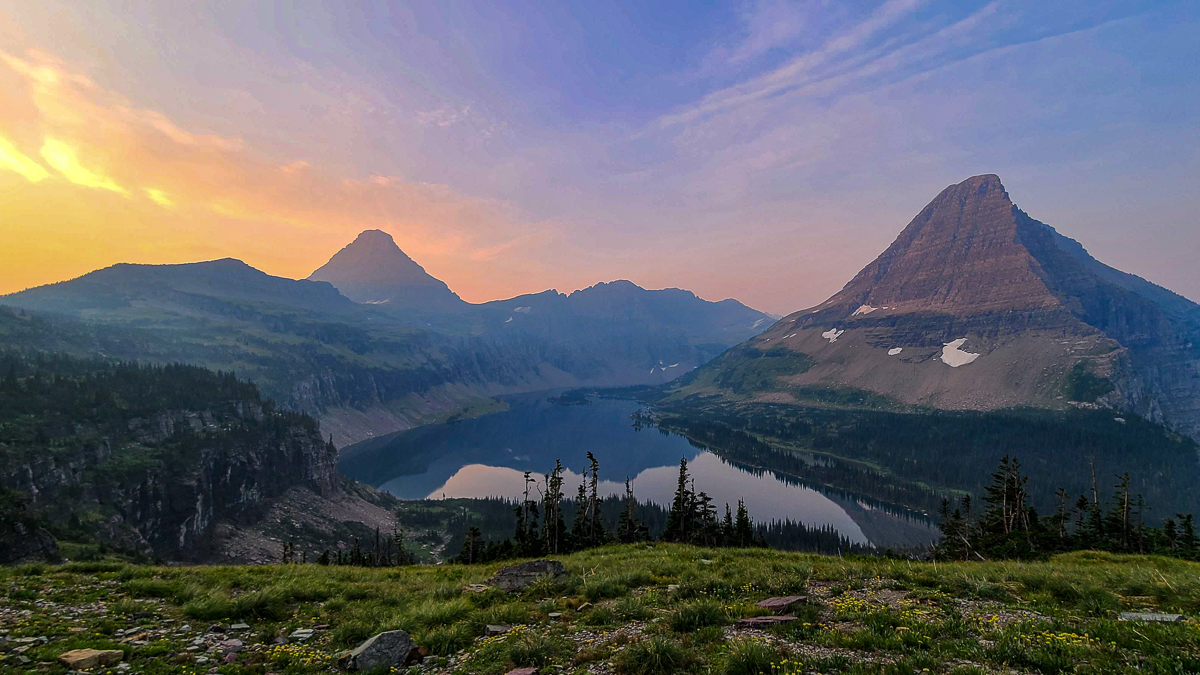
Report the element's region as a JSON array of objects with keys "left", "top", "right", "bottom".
[{"left": 2, "top": 545, "right": 1198, "bottom": 675}]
